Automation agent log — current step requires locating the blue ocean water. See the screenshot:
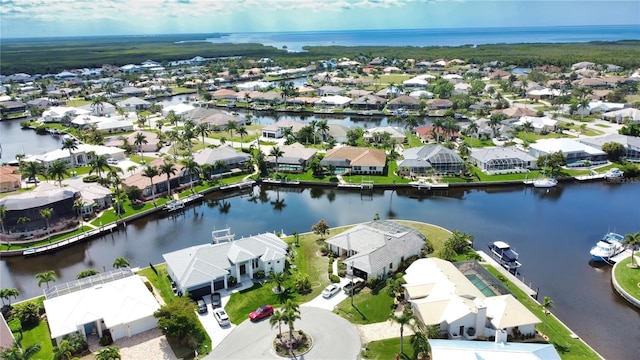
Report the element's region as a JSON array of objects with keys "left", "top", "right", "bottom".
[{"left": 205, "top": 25, "right": 639, "bottom": 51}]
